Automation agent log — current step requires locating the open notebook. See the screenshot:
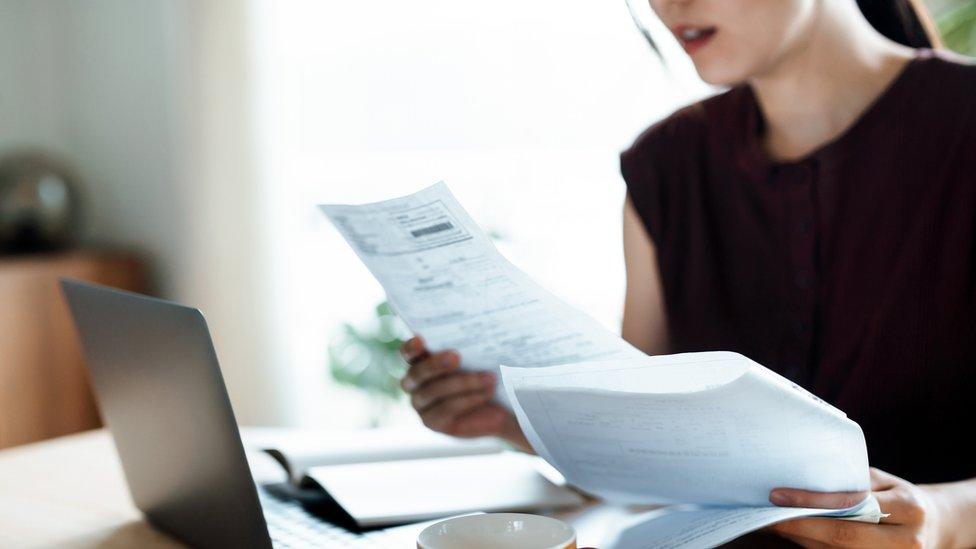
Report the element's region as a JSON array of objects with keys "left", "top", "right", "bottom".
[
  {"left": 502, "top": 352, "right": 886, "bottom": 549},
  {"left": 245, "top": 428, "right": 584, "bottom": 528}
]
